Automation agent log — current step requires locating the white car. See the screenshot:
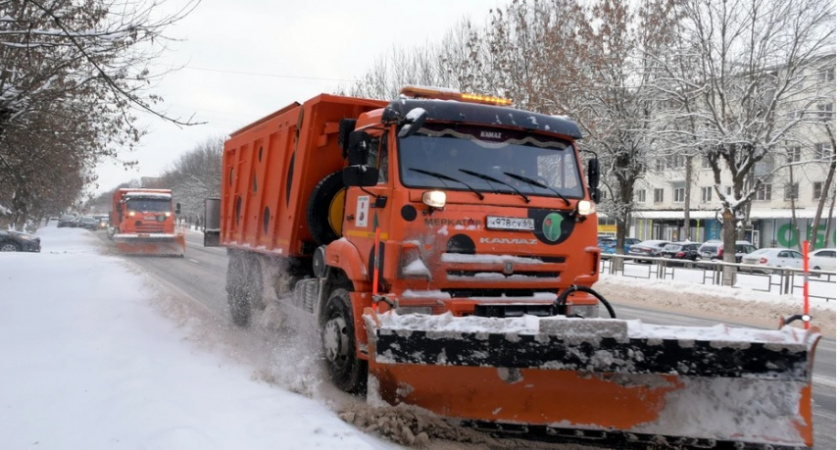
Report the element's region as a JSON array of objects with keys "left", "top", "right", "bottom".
[
  {"left": 741, "top": 248, "right": 804, "bottom": 272},
  {"left": 808, "top": 248, "right": 836, "bottom": 273}
]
